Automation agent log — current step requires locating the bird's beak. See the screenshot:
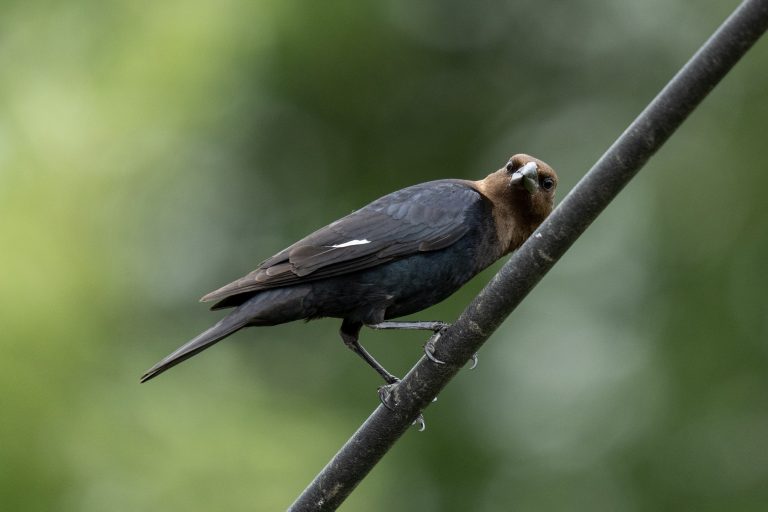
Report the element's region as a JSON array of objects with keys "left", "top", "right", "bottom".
[{"left": 510, "top": 161, "right": 539, "bottom": 194}]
